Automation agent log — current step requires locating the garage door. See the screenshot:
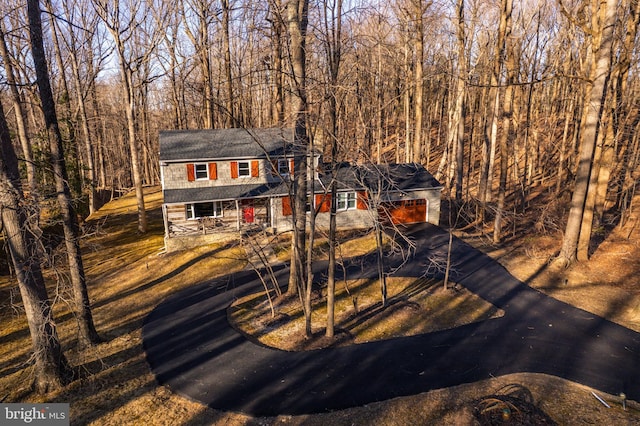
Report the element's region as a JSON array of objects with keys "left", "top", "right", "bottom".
[{"left": 379, "top": 199, "right": 427, "bottom": 224}]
